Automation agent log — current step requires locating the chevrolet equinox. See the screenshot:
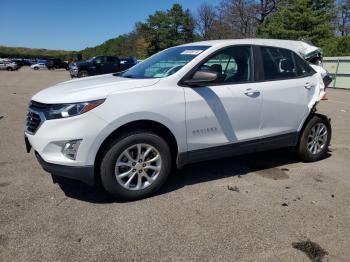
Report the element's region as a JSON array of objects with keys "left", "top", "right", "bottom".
[{"left": 25, "top": 39, "right": 332, "bottom": 200}]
